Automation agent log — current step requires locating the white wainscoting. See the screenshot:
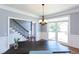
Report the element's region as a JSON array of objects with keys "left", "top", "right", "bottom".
[
  {"left": 0, "top": 36, "right": 8, "bottom": 53},
  {"left": 69, "top": 35, "right": 79, "bottom": 48},
  {"left": 40, "top": 32, "right": 48, "bottom": 40}
]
